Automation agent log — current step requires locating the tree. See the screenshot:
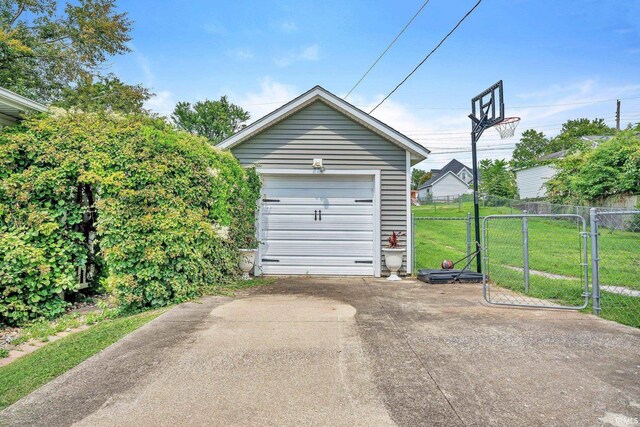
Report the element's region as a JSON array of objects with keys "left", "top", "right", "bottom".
[
  {"left": 0, "top": 0, "right": 132, "bottom": 103},
  {"left": 53, "top": 74, "right": 152, "bottom": 114},
  {"left": 546, "top": 118, "right": 614, "bottom": 153},
  {"left": 510, "top": 129, "right": 549, "bottom": 169},
  {"left": 479, "top": 159, "right": 517, "bottom": 199},
  {"left": 171, "top": 97, "right": 250, "bottom": 143},
  {"left": 411, "top": 168, "right": 432, "bottom": 190}
]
